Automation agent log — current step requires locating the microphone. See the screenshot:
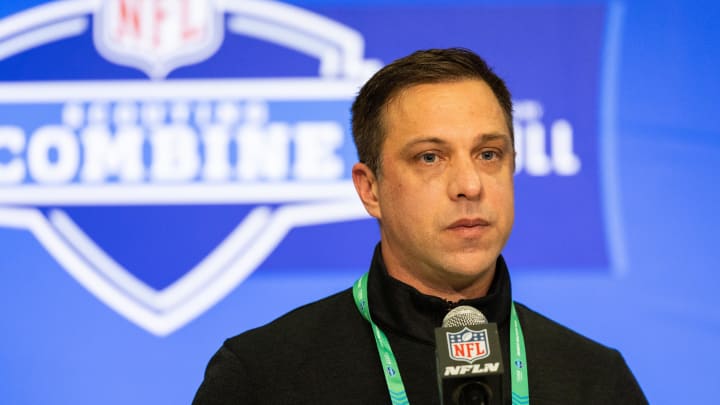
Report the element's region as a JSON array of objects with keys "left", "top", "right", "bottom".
[{"left": 435, "top": 306, "right": 504, "bottom": 405}]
